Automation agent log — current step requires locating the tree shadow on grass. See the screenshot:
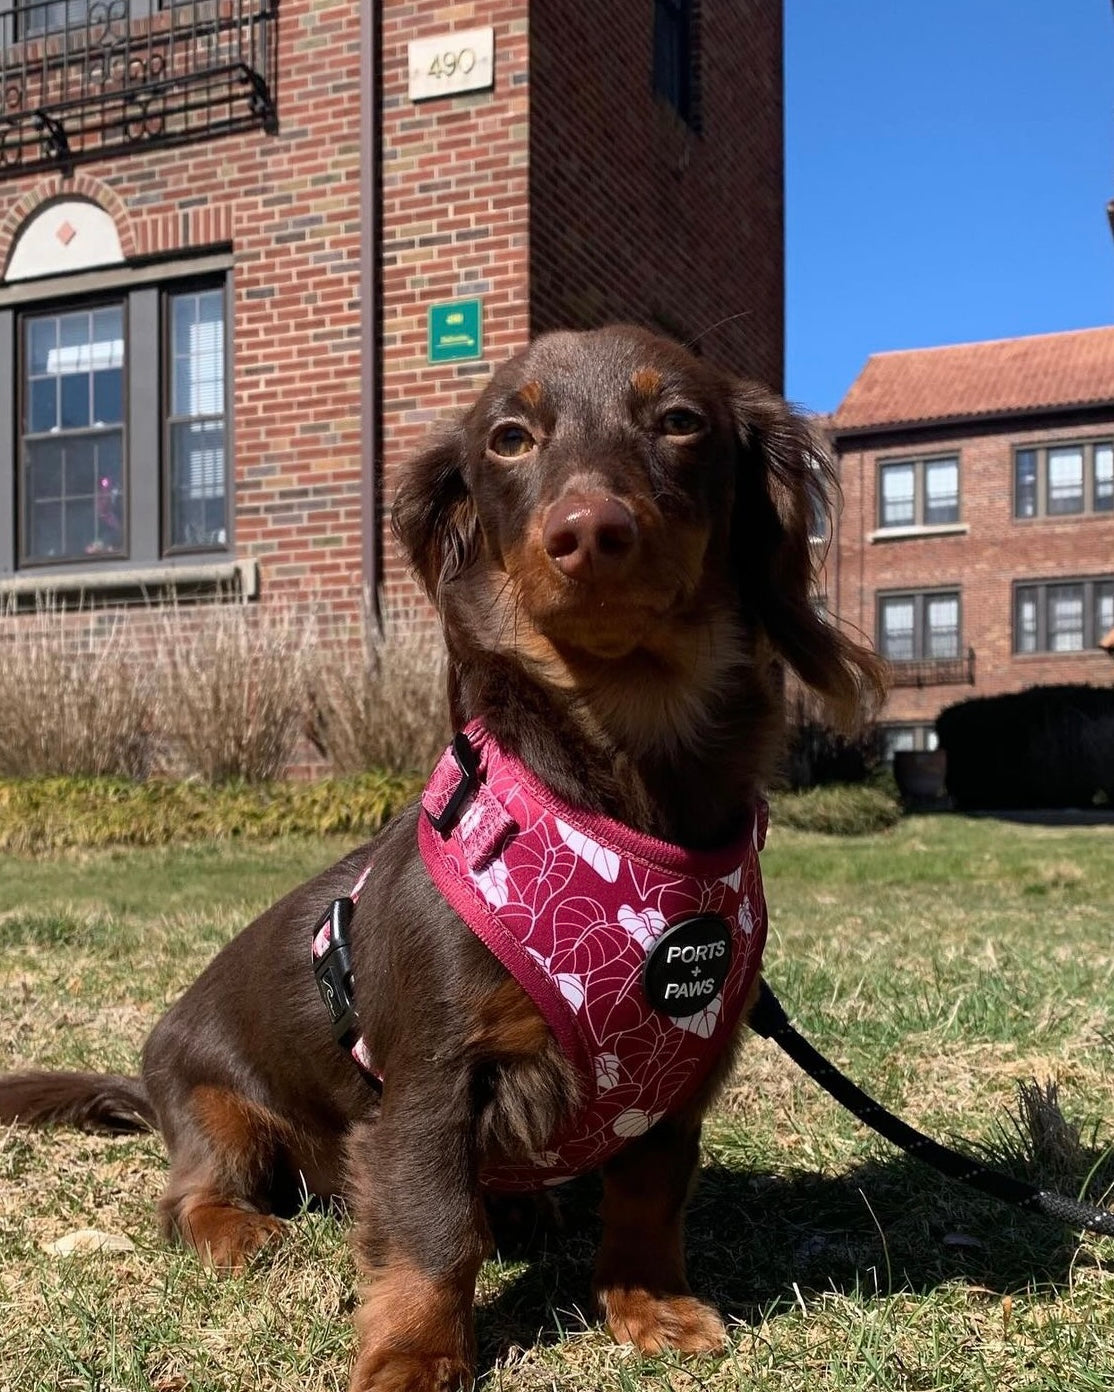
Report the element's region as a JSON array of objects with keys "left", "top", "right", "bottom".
[{"left": 474, "top": 1146, "right": 1112, "bottom": 1372}]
